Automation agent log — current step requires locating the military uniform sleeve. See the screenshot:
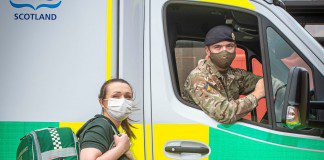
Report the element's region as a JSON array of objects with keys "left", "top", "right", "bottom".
[
  {"left": 79, "top": 122, "right": 114, "bottom": 154},
  {"left": 238, "top": 69, "right": 262, "bottom": 95},
  {"left": 184, "top": 74, "right": 258, "bottom": 124}
]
